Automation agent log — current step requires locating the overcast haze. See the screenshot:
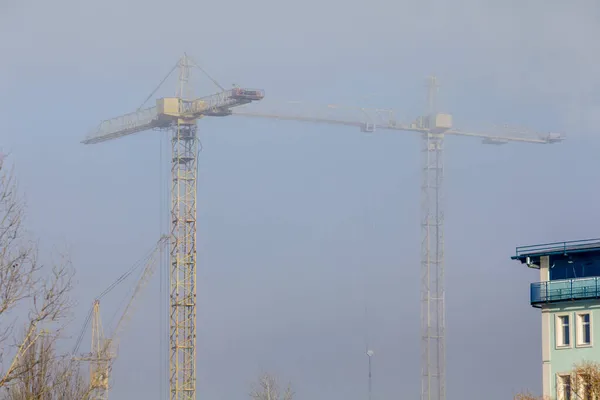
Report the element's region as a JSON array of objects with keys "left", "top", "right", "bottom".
[{"left": 2, "top": 1, "right": 600, "bottom": 399}]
